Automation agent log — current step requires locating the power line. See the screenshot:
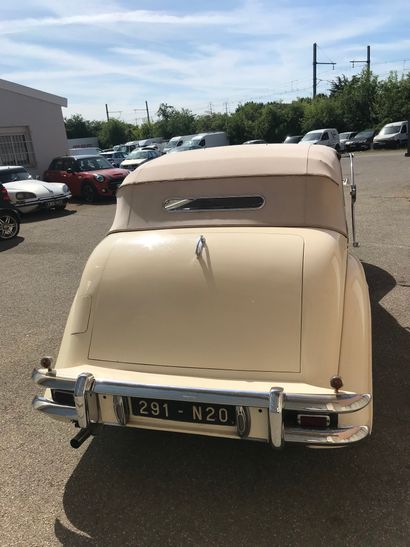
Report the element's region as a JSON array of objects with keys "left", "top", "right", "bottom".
[
  {"left": 350, "top": 45, "right": 371, "bottom": 71},
  {"left": 103, "top": 55, "right": 409, "bottom": 123},
  {"left": 313, "top": 42, "right": 336, "bottom": 98}
]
